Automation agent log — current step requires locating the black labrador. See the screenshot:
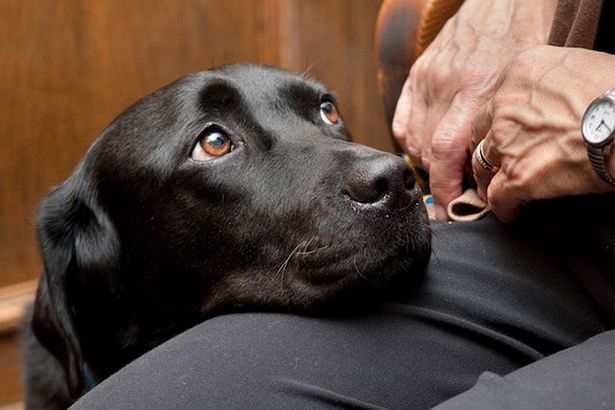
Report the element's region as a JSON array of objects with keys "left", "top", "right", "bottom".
[{"left": 21, "top": 64, "right": 431, "bottom": 409}]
